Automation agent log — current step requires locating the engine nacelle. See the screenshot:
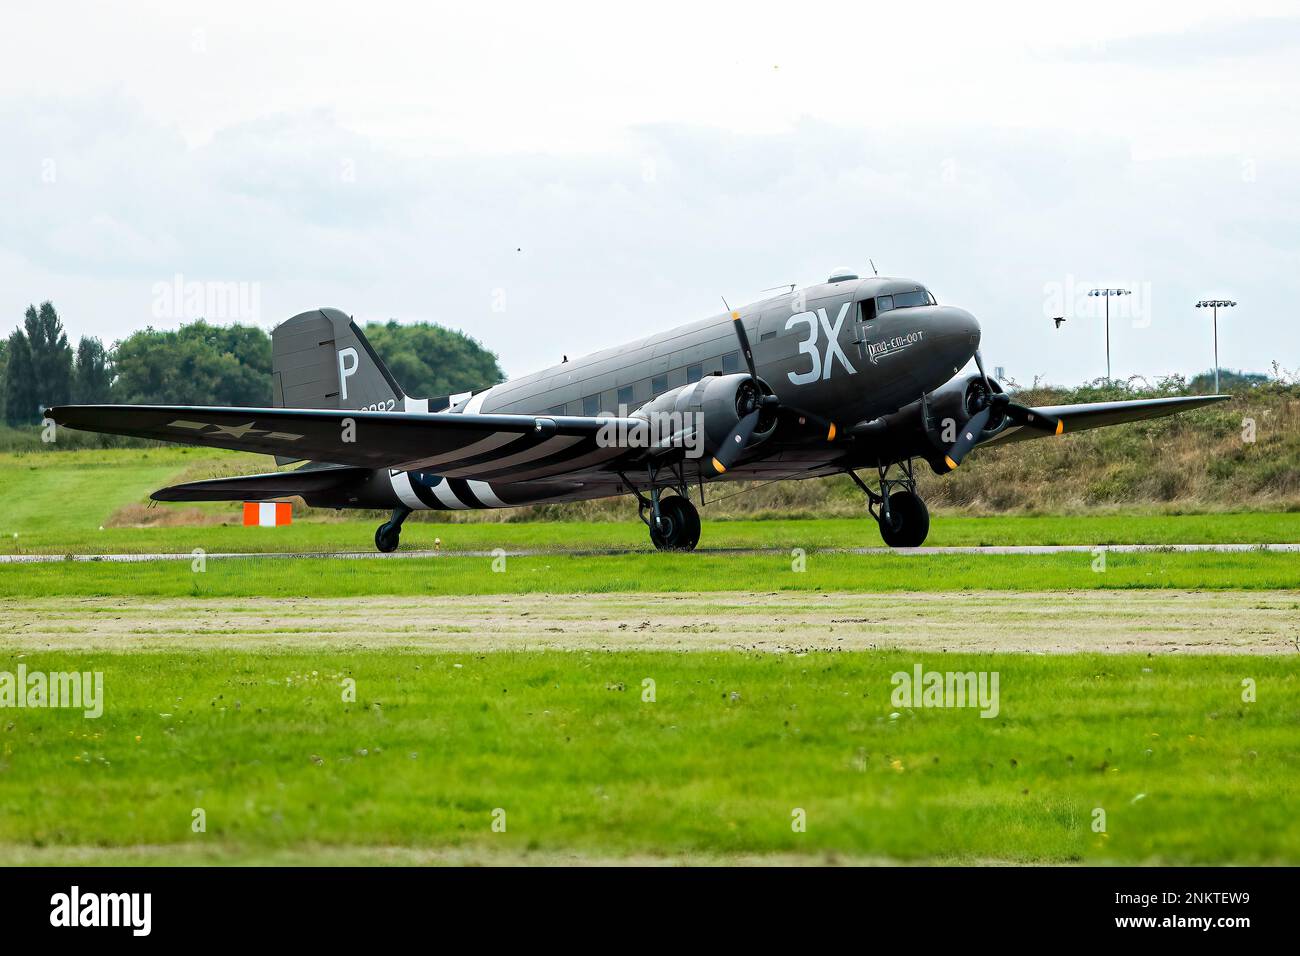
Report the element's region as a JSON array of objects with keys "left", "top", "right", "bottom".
[
  {"left": 926, "top": 373, "right": 1007, "bottom": 437},
  {"left": 852, "top": 372, "right": 1007, "bottom": 473},
  {"left": 632, "top": 373, "right": 777, "bottom": 459}
]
